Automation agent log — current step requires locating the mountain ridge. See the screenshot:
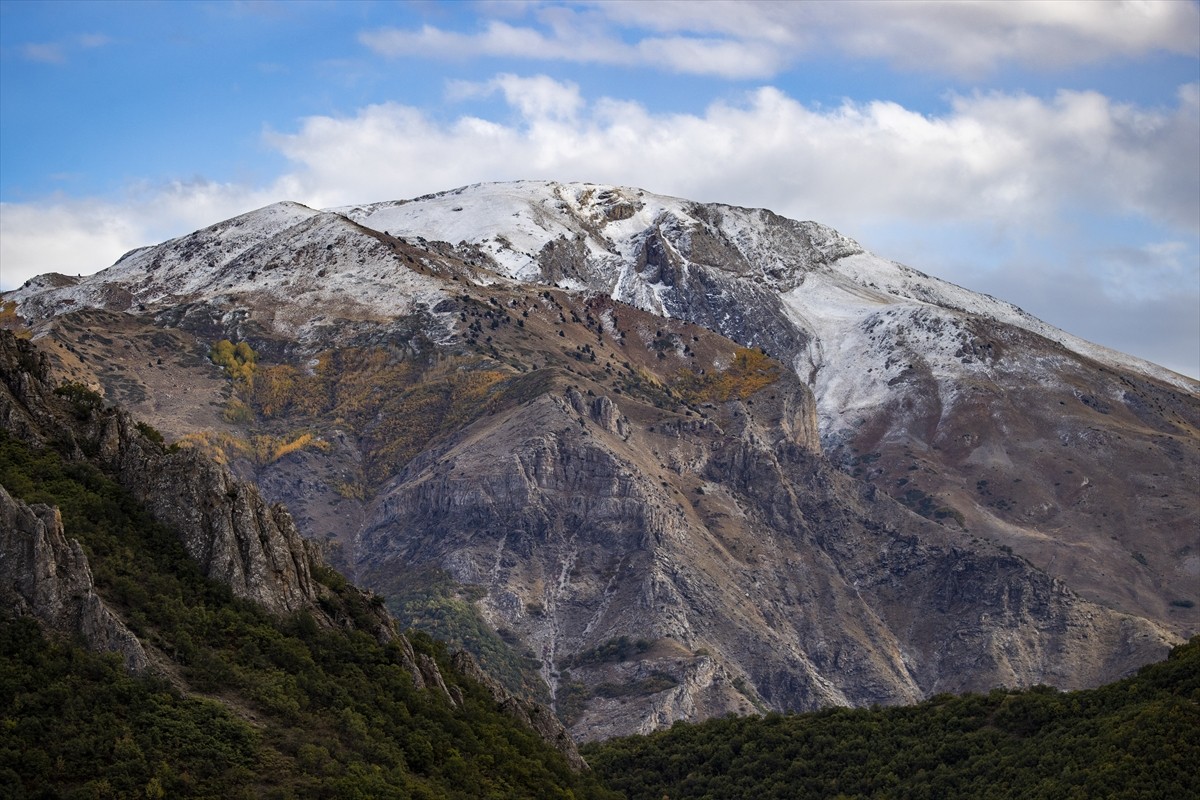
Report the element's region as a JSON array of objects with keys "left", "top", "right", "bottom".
[
  {"left": 0, "top": 327, "right": 591, "bottom": 775},
  {"left": 10, "top": 183, "right": 1193, "bottom": 391},
  {"left": 4, "top": 180, "right": 1196, "bottom": 739}
]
